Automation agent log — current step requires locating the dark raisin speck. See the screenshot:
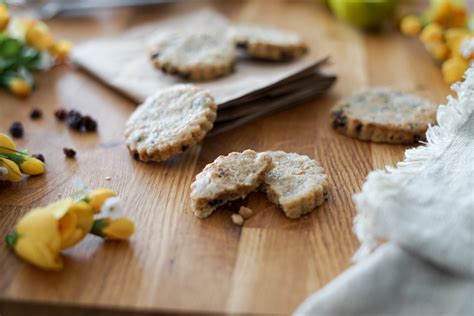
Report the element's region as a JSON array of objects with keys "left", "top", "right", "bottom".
[
  {"left": 32, "top": 154, "right": 45, "bottom": 163},
  {"left": 181, "top": 145, "right": 189, "bottom": 152},
  {"left": 208, "top": 199, "right": 224, "bottom": 207},
  {"left": 82, "top": 115, "right": 97, "bottom": 132},
  {"left": 66, "top": 110, "right": 83, "bottom": 131},
  {"left": 236, "top": 42, "right": 248, "bottom": 49},
  {"left": 150, "top": 52, "right": 160, "bottom": 59},
  {"left": 30, "top": 108, "right": 42, "bottom": 120},
  {"left": 331, "top": 110, "right": 347, "bottom": 129},
  {"left": 9, "top": 122, "right": 24, "bottom": 138},
  {"left": 63, "top": 147, "right": 76, "bottom": 158},
  {"left": 54, "top": 109, "right": 68, "bottom": 121}
]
